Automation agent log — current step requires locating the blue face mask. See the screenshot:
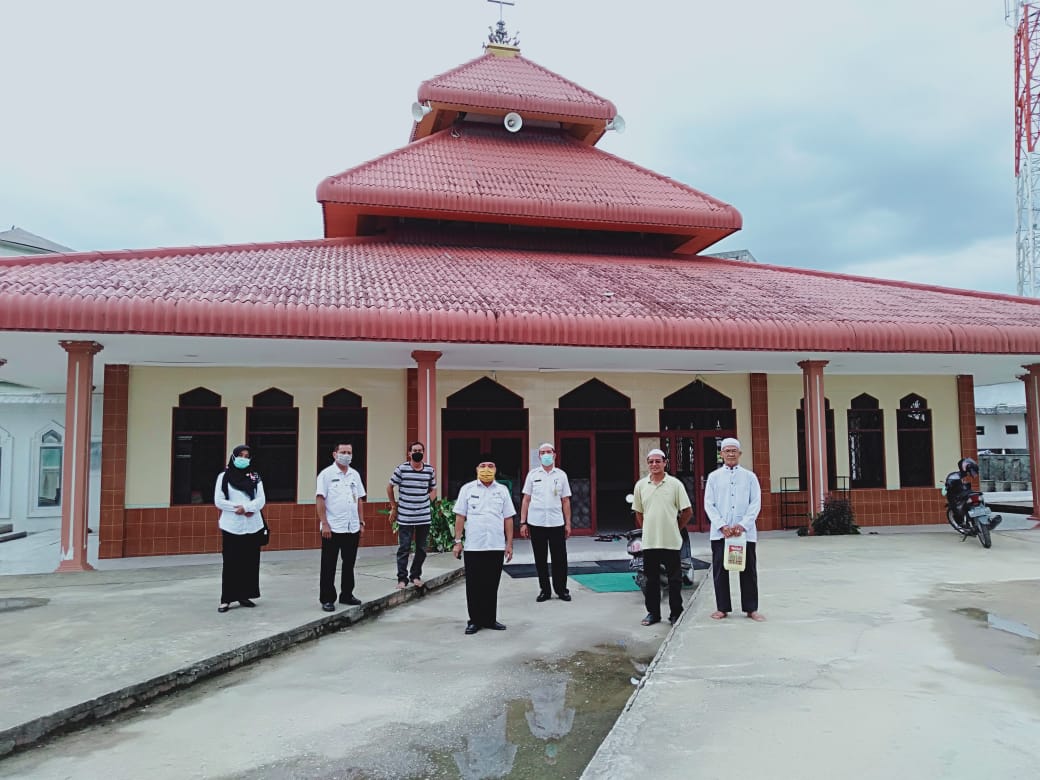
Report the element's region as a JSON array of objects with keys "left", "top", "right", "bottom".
[
  {"left": 233, "top": 456, "right": 250, "bottom": 469},
  {"left": 540, "top": 453, "right": 554, "bottom": 467}
]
